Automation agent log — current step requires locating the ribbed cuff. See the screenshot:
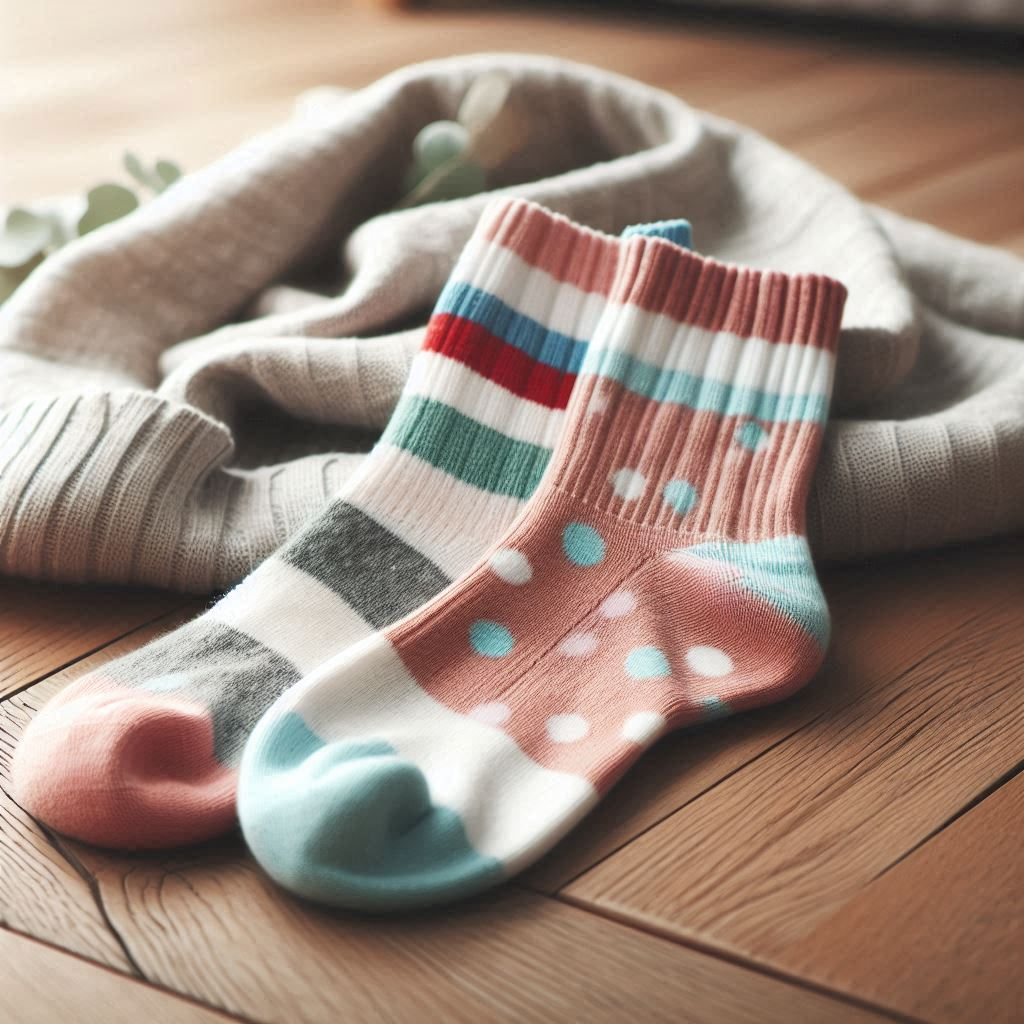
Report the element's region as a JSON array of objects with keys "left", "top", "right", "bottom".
[{"left": 515, "top": 212, "right": 848, "bottom": 539}]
